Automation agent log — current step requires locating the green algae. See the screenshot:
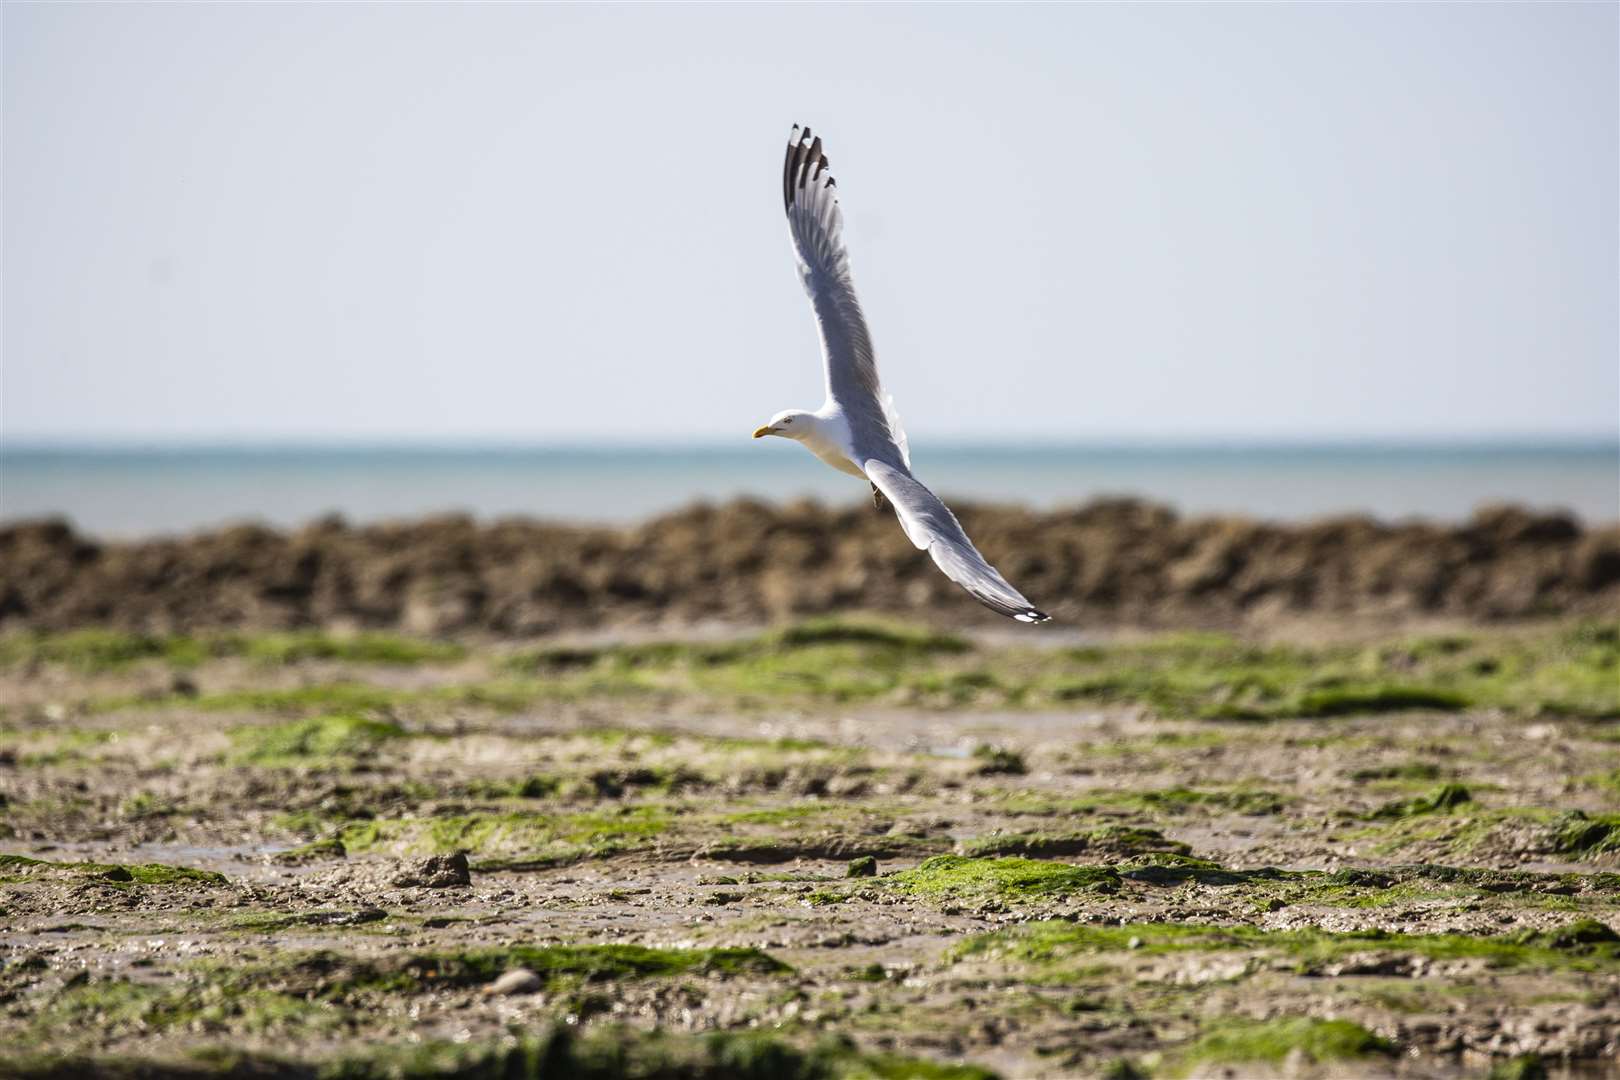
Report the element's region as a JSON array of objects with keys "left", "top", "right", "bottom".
[
  {"left": 1366, "top": 782, "right": 1474, "bottom": 819},
  {"left": 490, "top": 620, "right": 1620, "bottom": 718},
  {"left": 771, "top": 618, "right": 970, "bottom": 655},
  {"left": 503, "top": 617, "right": 973, "bottom": 705},
  {"left": 234, "top": 632, "right": 465, "bottom": 666},
  {"left": 1294, "top": 686, "right": 1467, "bottom": 717},
  {"left": 1115, "top": 853, "right": 1300, "bottom": 888},
  {"left": 0, "top": 629, "right": 464, "bottom": 673},
  {"left": 1284, "top": 861, "right": 1616, "bottom": 910},
  {"left": 1350, "top": 761, "right": 1446, "bottom": 782},
  {"left": 169, "top": 682, "right": 414, "bottom": 716},
  {"left": 0, "top": 854, "right": 225, "bottom": 887},
  {"left": 1114, "top": 729, "right": 1235, "bottom": 752},
  {"left": 92, "top": 678, "right": 558, "bottom": 719},
  {"left": 990, "top": 785, "right": 1289, "bottom": 821},
  {"left": 267, "top": 837, "right": 347, "bottom": 864},
  {"left": 318, "top": 942, "right": 790, "bottom": 995},
  {"left": 111, "top": 944, "right": 791, "bottom": 1015},
  {"left": 1052, "top": 624, "right": 1618, "bottom": 719},
  {"left": 229, "top": 712, "right": 408, "bottom": 764},
  {"left": 0, "top": 944, "right": 801, "bottom": 1056},
  {"left": 1489, "top": 1054, "right": 1550, "bottom": 1080},
  {"left": 1129, "top": 786, "right": 1286, "bottom": 815},
  {"left": 9, "top": 621, "right": 1620, "bottom": 1077},
  {"left": 231, "top": 908, "right": 389, "bottom": 934},
  {"left": 119, "top": 863, "right": 227, "bottom": 886},
  {"left": 696, "top": 835, "right": 935, "bottom": 864},
  {"left": 1113, "top": 856, "right": 1620, "bottom": 910},
  {"left": 118, "top": 791, "right": 182, "bottom": 819},
  {"left": 470, "top": 764, "right": 708, "bottom": 800},
  {"left": 44, "top": 620, "right": 1620, "bottom": 722},
  {"left": 1582, "top": 768, "right": 1620, "bottom": 801},
  {"left": 1552, "top": 810, "right": 1620, "bottom": 856},
  {"left": 294, "top": 796, "right": 931, "bottom": 869},
  {"left": 1177, "top": 1017, "right": 1392, "bottom": 1071},
  {"left": 1048, "top": 635, "right": 1465, "bottom": 720},
  {"left": 0, "top": 629, "right": 214, "bottom": 673},
  {"left": 1350, "top": 804, "right": 1620, "bottom": 862},
  {"left": 333, "top": 805, "right": 674, "bottom": 865},
  {"left": 883, "top": 856, "right": 1121, "bottom": 903},
  {"left": 725, "top": 803, "right": 848, "bottom": 827},
  {"left": 969, "top": 745, "right": 1027, "bottom": 775},
  {"left": 1509, "top": 917, "right": 1620, "bottom": 950},
  {"left": 13, "top": 728, "right": 119, "bottom": 767},
  {"left": 0, "top": 1025, "right": 997, "bottom": 1080},
  {"left": 23, "top": 978, "right": 331, "bottom": 1044},
  {"left": 511, "top": 617, "right": 967, "bottom": 672},
  {"left": 954, "top": 918, "right": 1620, "bottom": 975},
  {"left": 957, "top": 826, "right": 1188, "bottom": 860}
]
